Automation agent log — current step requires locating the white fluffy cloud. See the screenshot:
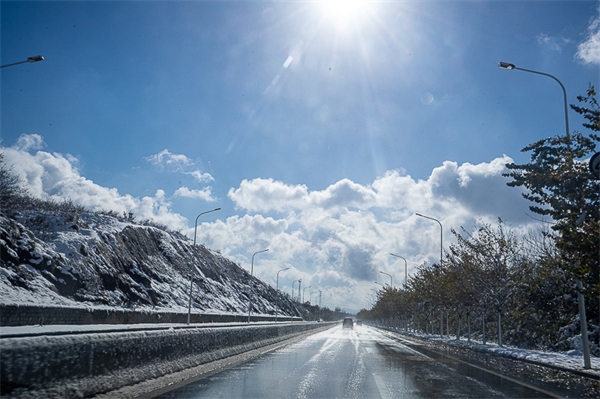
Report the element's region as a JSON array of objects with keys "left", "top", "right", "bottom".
[
  {"left": 2, "top": 135, "right": 190, "bottom": 230},
  {"left": 228, "top": 177, "right": 379, "bottom": 213},
  {"left": 14, "top": 134, "right": 45, "bottom": 151},
  {"left": 2, "top": 134, "right": 536, "bottom": 313},
  {"left": 199, "top": 155, "right": 534, "bottom": 312},
  {"left": 576, "top": 5, "right": 600, "bottom": 65},
  {"left": 173, "top": 187, "right": 216, "bottom": 202}
]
